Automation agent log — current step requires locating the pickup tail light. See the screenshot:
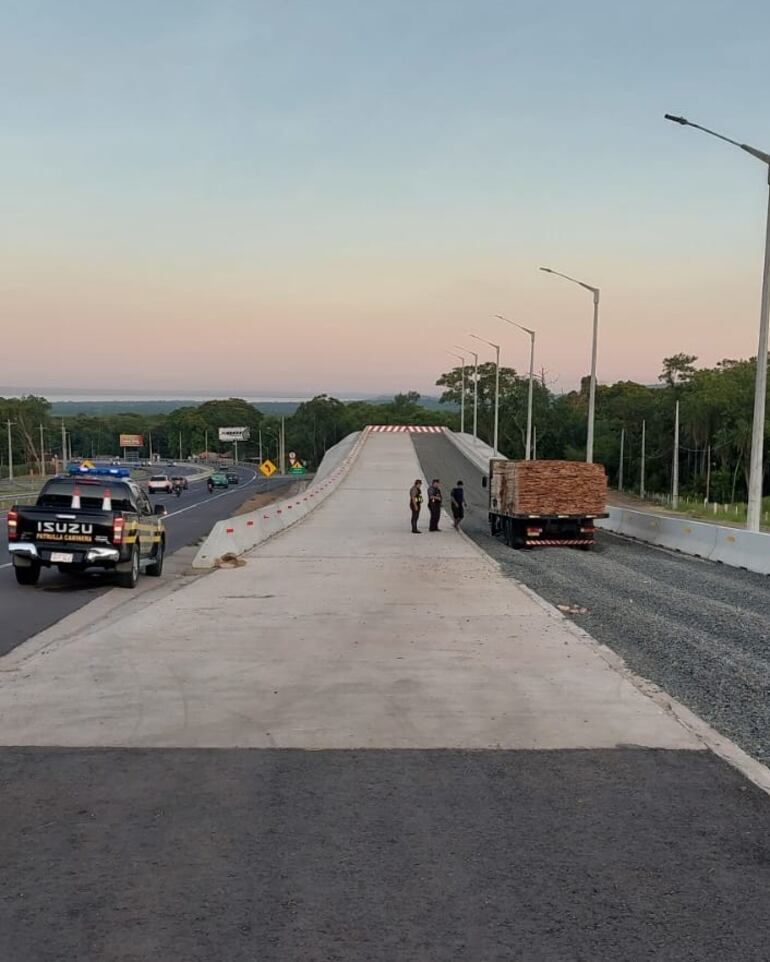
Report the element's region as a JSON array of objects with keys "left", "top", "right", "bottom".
[
  {"left": 526, "top": 527, "right": 542, "bottom": 537},
  {"left": 7, "top": 508, "right": 18, "bottom": 541},
  {"left": 112, "top": 516, "right": 125, "bottom": 545},
  {"left": 580, "top": 525, "right": 595, "bottom": 534}
]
